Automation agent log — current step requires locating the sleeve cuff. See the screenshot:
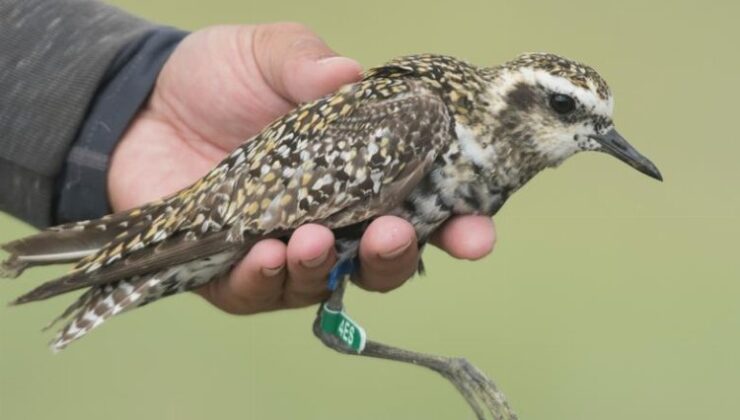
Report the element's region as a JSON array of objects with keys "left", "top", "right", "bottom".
[{"left": 55, "top": 27, "right": 188, "bottom": 224}]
